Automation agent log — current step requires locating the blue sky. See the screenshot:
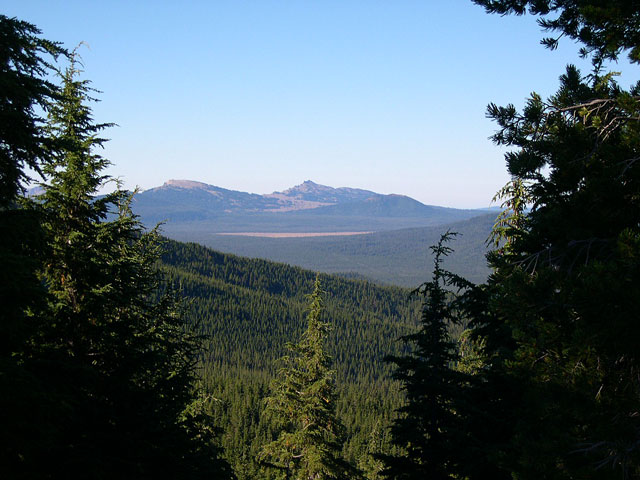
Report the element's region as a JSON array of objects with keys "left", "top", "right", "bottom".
[{"left": 5, "top": 1, "right": 637, "bottom": 207}]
